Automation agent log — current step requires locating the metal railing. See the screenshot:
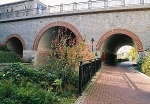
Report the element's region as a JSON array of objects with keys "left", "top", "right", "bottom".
[
  {"left": 46, "top": 0, "right": 150, "bottom": 13},
  {"left": 79, "top": 58, "right": 101, "bottom": 95},
  {"left": 0, "top": 0, "right": 150, "bottom": 20}
]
